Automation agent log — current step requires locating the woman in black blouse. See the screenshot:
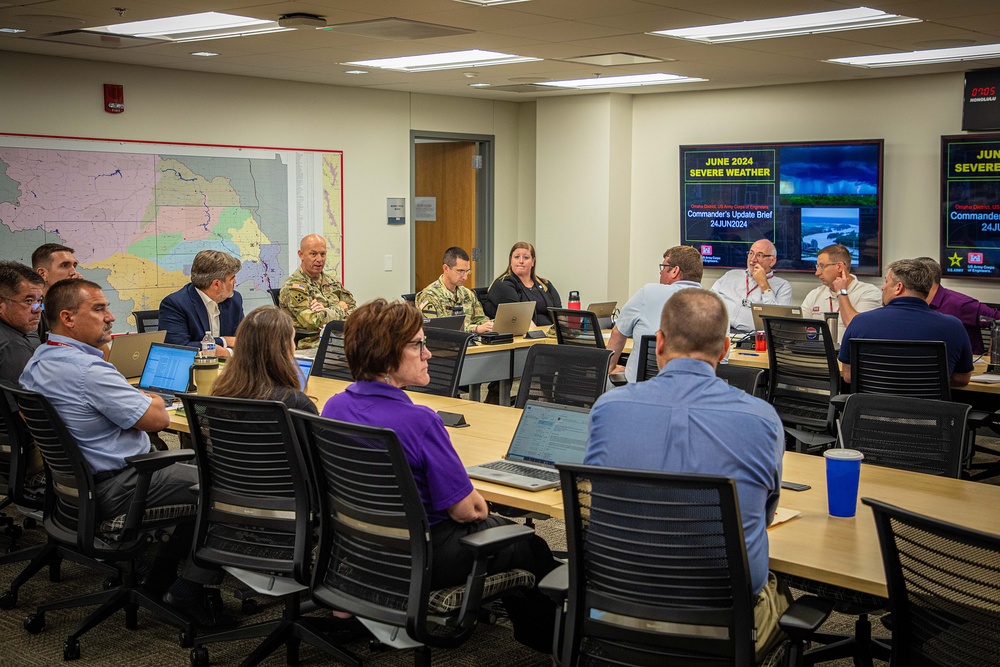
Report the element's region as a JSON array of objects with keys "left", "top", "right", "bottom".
[{"left": 487, "top": 242, "right": 561, "bottom": 327}]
